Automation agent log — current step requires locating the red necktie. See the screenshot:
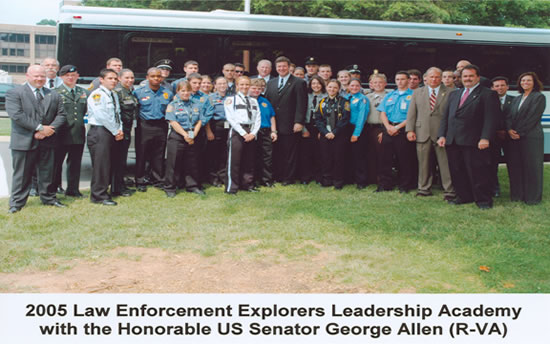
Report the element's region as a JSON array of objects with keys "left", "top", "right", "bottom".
[
  {"left": 429, "top": 89, "right": 436, "bottom": 111},
  {"left": 459, "top": 88, "right": 470, "bottom": 108}
]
